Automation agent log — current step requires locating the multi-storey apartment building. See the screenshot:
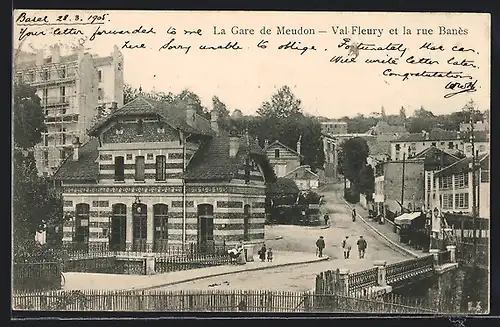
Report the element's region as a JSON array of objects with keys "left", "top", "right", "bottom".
[
  {"left": 14, "top": 45, "right": 124, "bottom": 175},
  {"left": 53, "top": 97, "right": 273, "bottom": 252},
  {"left": 433, "top": 153, "right": 490, "bottom": 219}
]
